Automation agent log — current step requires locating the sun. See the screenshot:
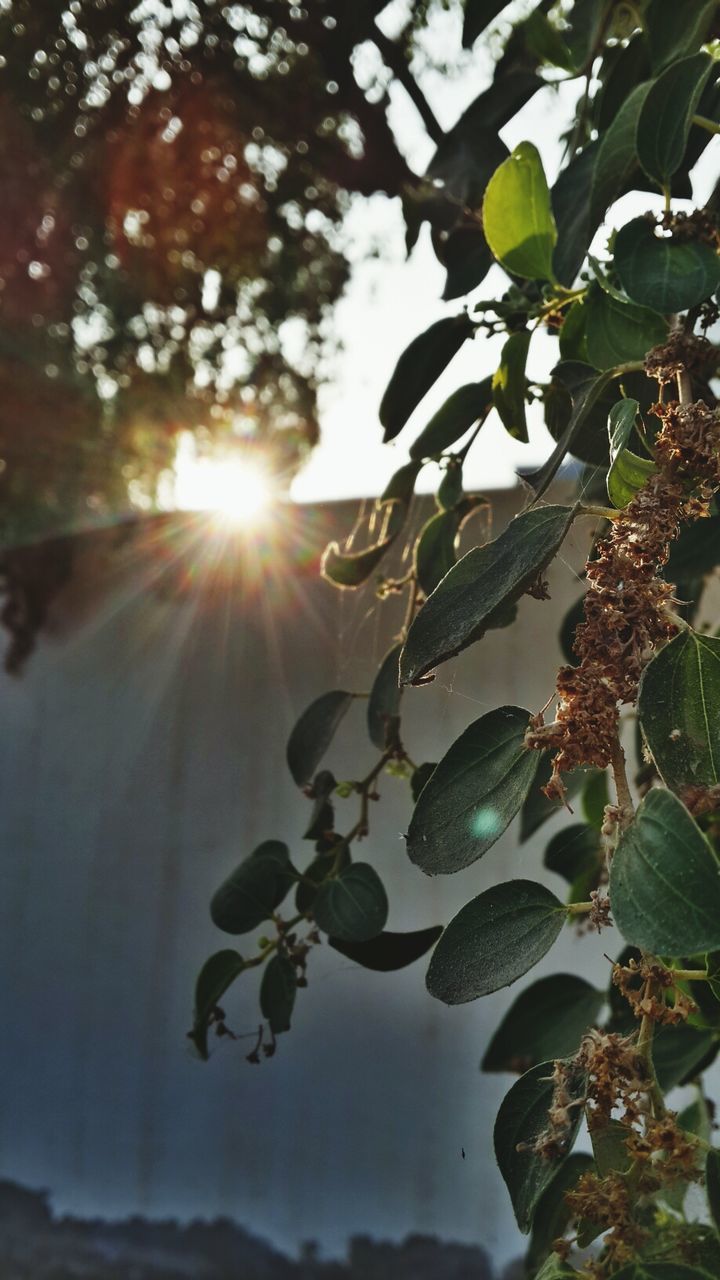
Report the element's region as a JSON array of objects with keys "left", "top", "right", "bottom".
[{"left": 170, "top": 436, "right": 275, "bottom": 527}]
